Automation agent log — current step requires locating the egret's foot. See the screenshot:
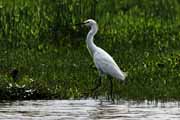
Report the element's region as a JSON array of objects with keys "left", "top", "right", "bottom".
[
  {"left": 81, "top": 91, "right": 91, "bottom": 98},
  {"left": 91, "top": 84, "right": 101, "bottom": 92},
  {"left": 90, "top": 85, "right": 101, "bottom": 98},
  {"left": 81, "top": 84, "right": 101, "bottom": 98},
  {"left": 89, "top": 76, "right": 102, "bottom": 98}
]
